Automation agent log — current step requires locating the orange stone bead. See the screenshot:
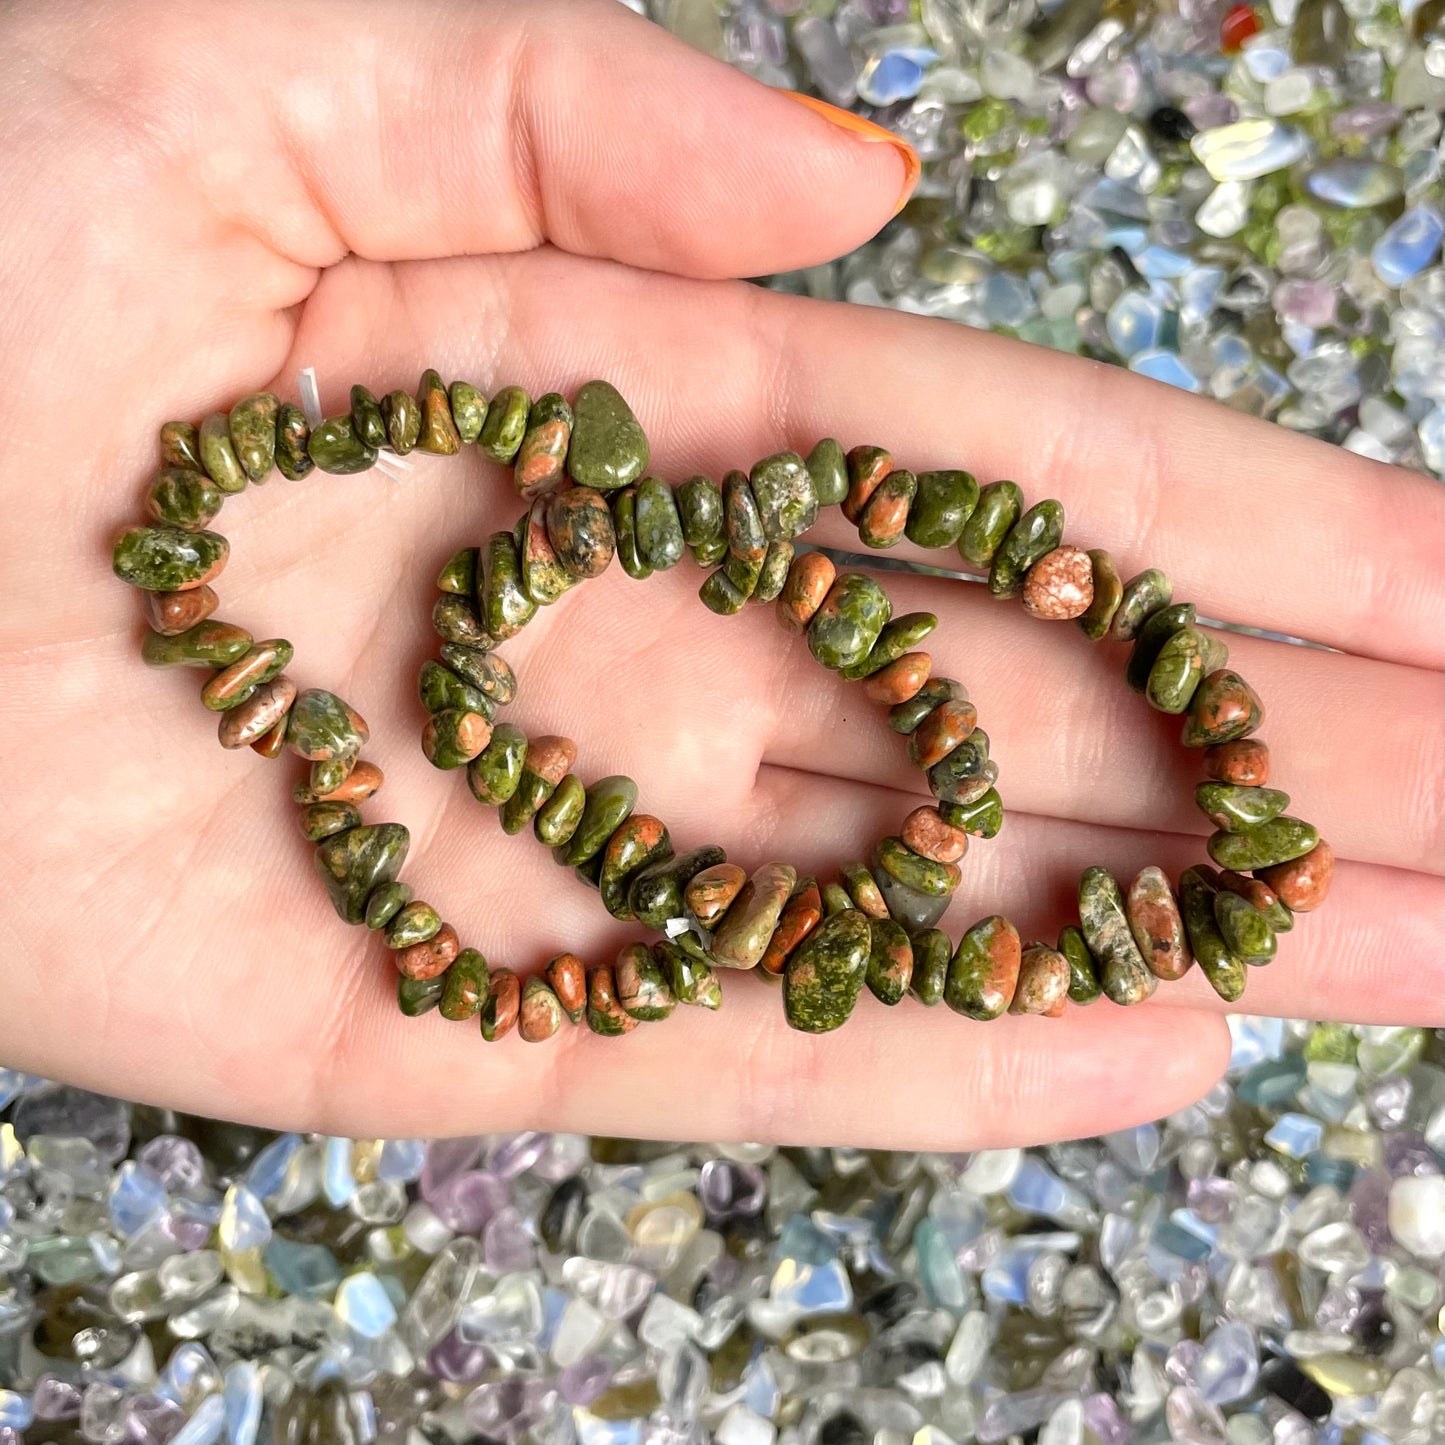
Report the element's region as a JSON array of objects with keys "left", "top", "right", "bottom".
[
  {"left": 316, "top": 759, "right": 384, "bottom": 804},
  {"left": 908, "top": 698, "right": 979, "bottom": 769},
  {"left": 864, "top": 652, "right": 931, "bottom": 704},
  {"left": 1258, "top": 839, "right": 1334, "bottom": 912},
  {"left": 545, "top": 953, "right": 588, "bottom": 1023},
  {"left": 901, "top": 805, "right": 969, "bottom": 865},
  {"left": 686, "top": 863, "right": 747, "bottom": 927},
  {"left": 776, "top": 552, "right": 836, "bottom": 634},
  {"left": 1021, "top": 546, "right": 1094, "bottom": 621},
  {"left": 395, "top": 923, "right": 460, "bottom": 981},
  {"left": 1203, "top": 738, "right": 1270, "bottom": 786},
  {"left": 759, "top": 880, "right": 823, "bottom": 976},
  {"left": 145, "top": 585, "right": 218, "bottom": 636}
]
